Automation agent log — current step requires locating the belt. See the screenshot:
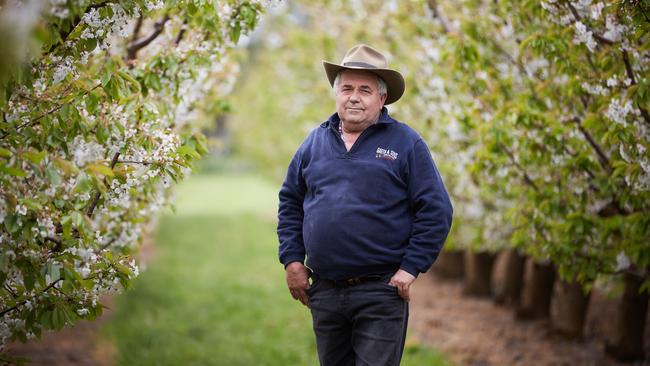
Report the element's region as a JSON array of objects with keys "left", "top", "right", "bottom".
[{"left": 318, "top": 274, "right": 387, "bottom": 288}]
